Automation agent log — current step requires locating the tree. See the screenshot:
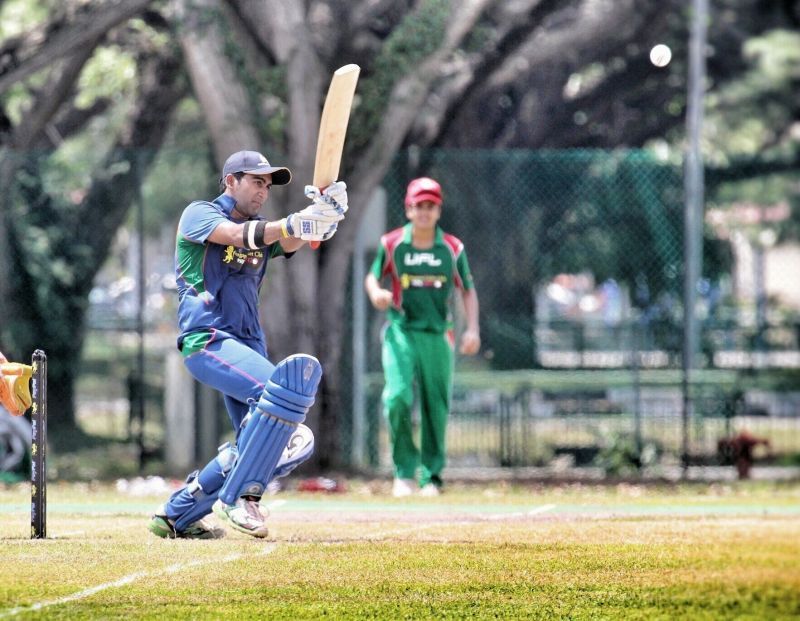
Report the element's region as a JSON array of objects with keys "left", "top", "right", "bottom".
[
  {"left": 0, "top": 1, "right": 186, "bottom": 432},
  {"left": 1, "top": 0, "right": 798, "bottom": 462}
]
